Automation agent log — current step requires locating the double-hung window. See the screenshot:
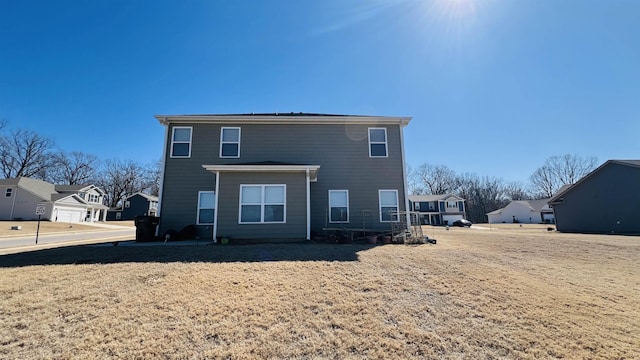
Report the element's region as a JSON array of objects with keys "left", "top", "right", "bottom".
[
  {"left": 197, "top": 191, "right": 216, "bottom": 225},
  {"left": 379, "top": 189, "right": 399, "bottom": 222},
  {"left": 240, "top": 185, "right": 285, "bottom": 223},
  {"left": 220, "top": 127, "right": 241, "bottom": 158},
  {"left": 171, "top": 127, "right": 192, "bottom": 158},
  {"left": 329, "top": 190, "right": 349, "bottom": 223},
  {"left": 5, "top": 188, "right": 12, "bottom": 197},
  {"left": 368, "top": 128, "right": 388, "bottom": 158}
]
